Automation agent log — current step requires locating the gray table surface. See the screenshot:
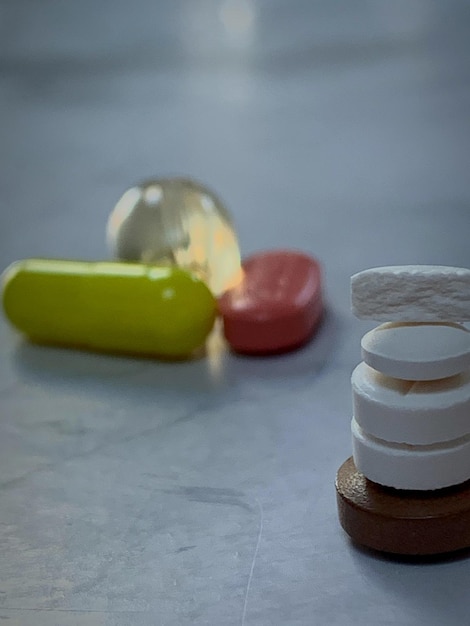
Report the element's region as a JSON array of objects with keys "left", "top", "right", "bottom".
[{"left": 1, "top": 1, "right": 470, "bottom": 624}]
